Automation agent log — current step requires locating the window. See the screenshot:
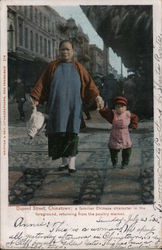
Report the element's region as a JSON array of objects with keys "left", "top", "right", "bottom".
[
  {"left": 30, "top": 30, "right": 33, "bottom": 51},
  {"left": 56, "top": 49, "right": 59, "bottom": 57},
  {"left": 30, "top": 6, "right": 33, "bottom": 20},
  {"left": 18, "top": 19, "right": 23, "bottom": 46},
  {"left": 48, "top": 40, "right": 51, "bottom": 58},
  {"left": 35, "top": 33, "right": 38, "bottom": 53},
  {"left": 35, "top": 8, "right": 38, "bottom": 23},
  {"left": 52, "top": 22, "right": 55, "bottom": 34},
  {"left": 24, "top": 6, "right": 27, "bottom": 17},
  {"left": 25, "top": 27, "right": 28, "bottom": 48},
  {"left": 48, "top": 19, "right": 50, "bottom": 32},
  {"left": 40, "top": 36, "right": 43, "bottom": 54},
  {"left": 44, "top": 38, "right": 47, "bottom": 57},
  {"left": 8, "top": 24, "right": 14, "bottom": 51},
  {"left": 44, "top": 16, "right": 47, "bottom": 30},
  {"left": 21, "top": 6, "right": 24, "bottom": 14},
  {"left": 52, "top": 39, "right": 55, "bottom": 58},
  {"left": 40, "top": 12, "right": 42, "bottom": 27}
]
